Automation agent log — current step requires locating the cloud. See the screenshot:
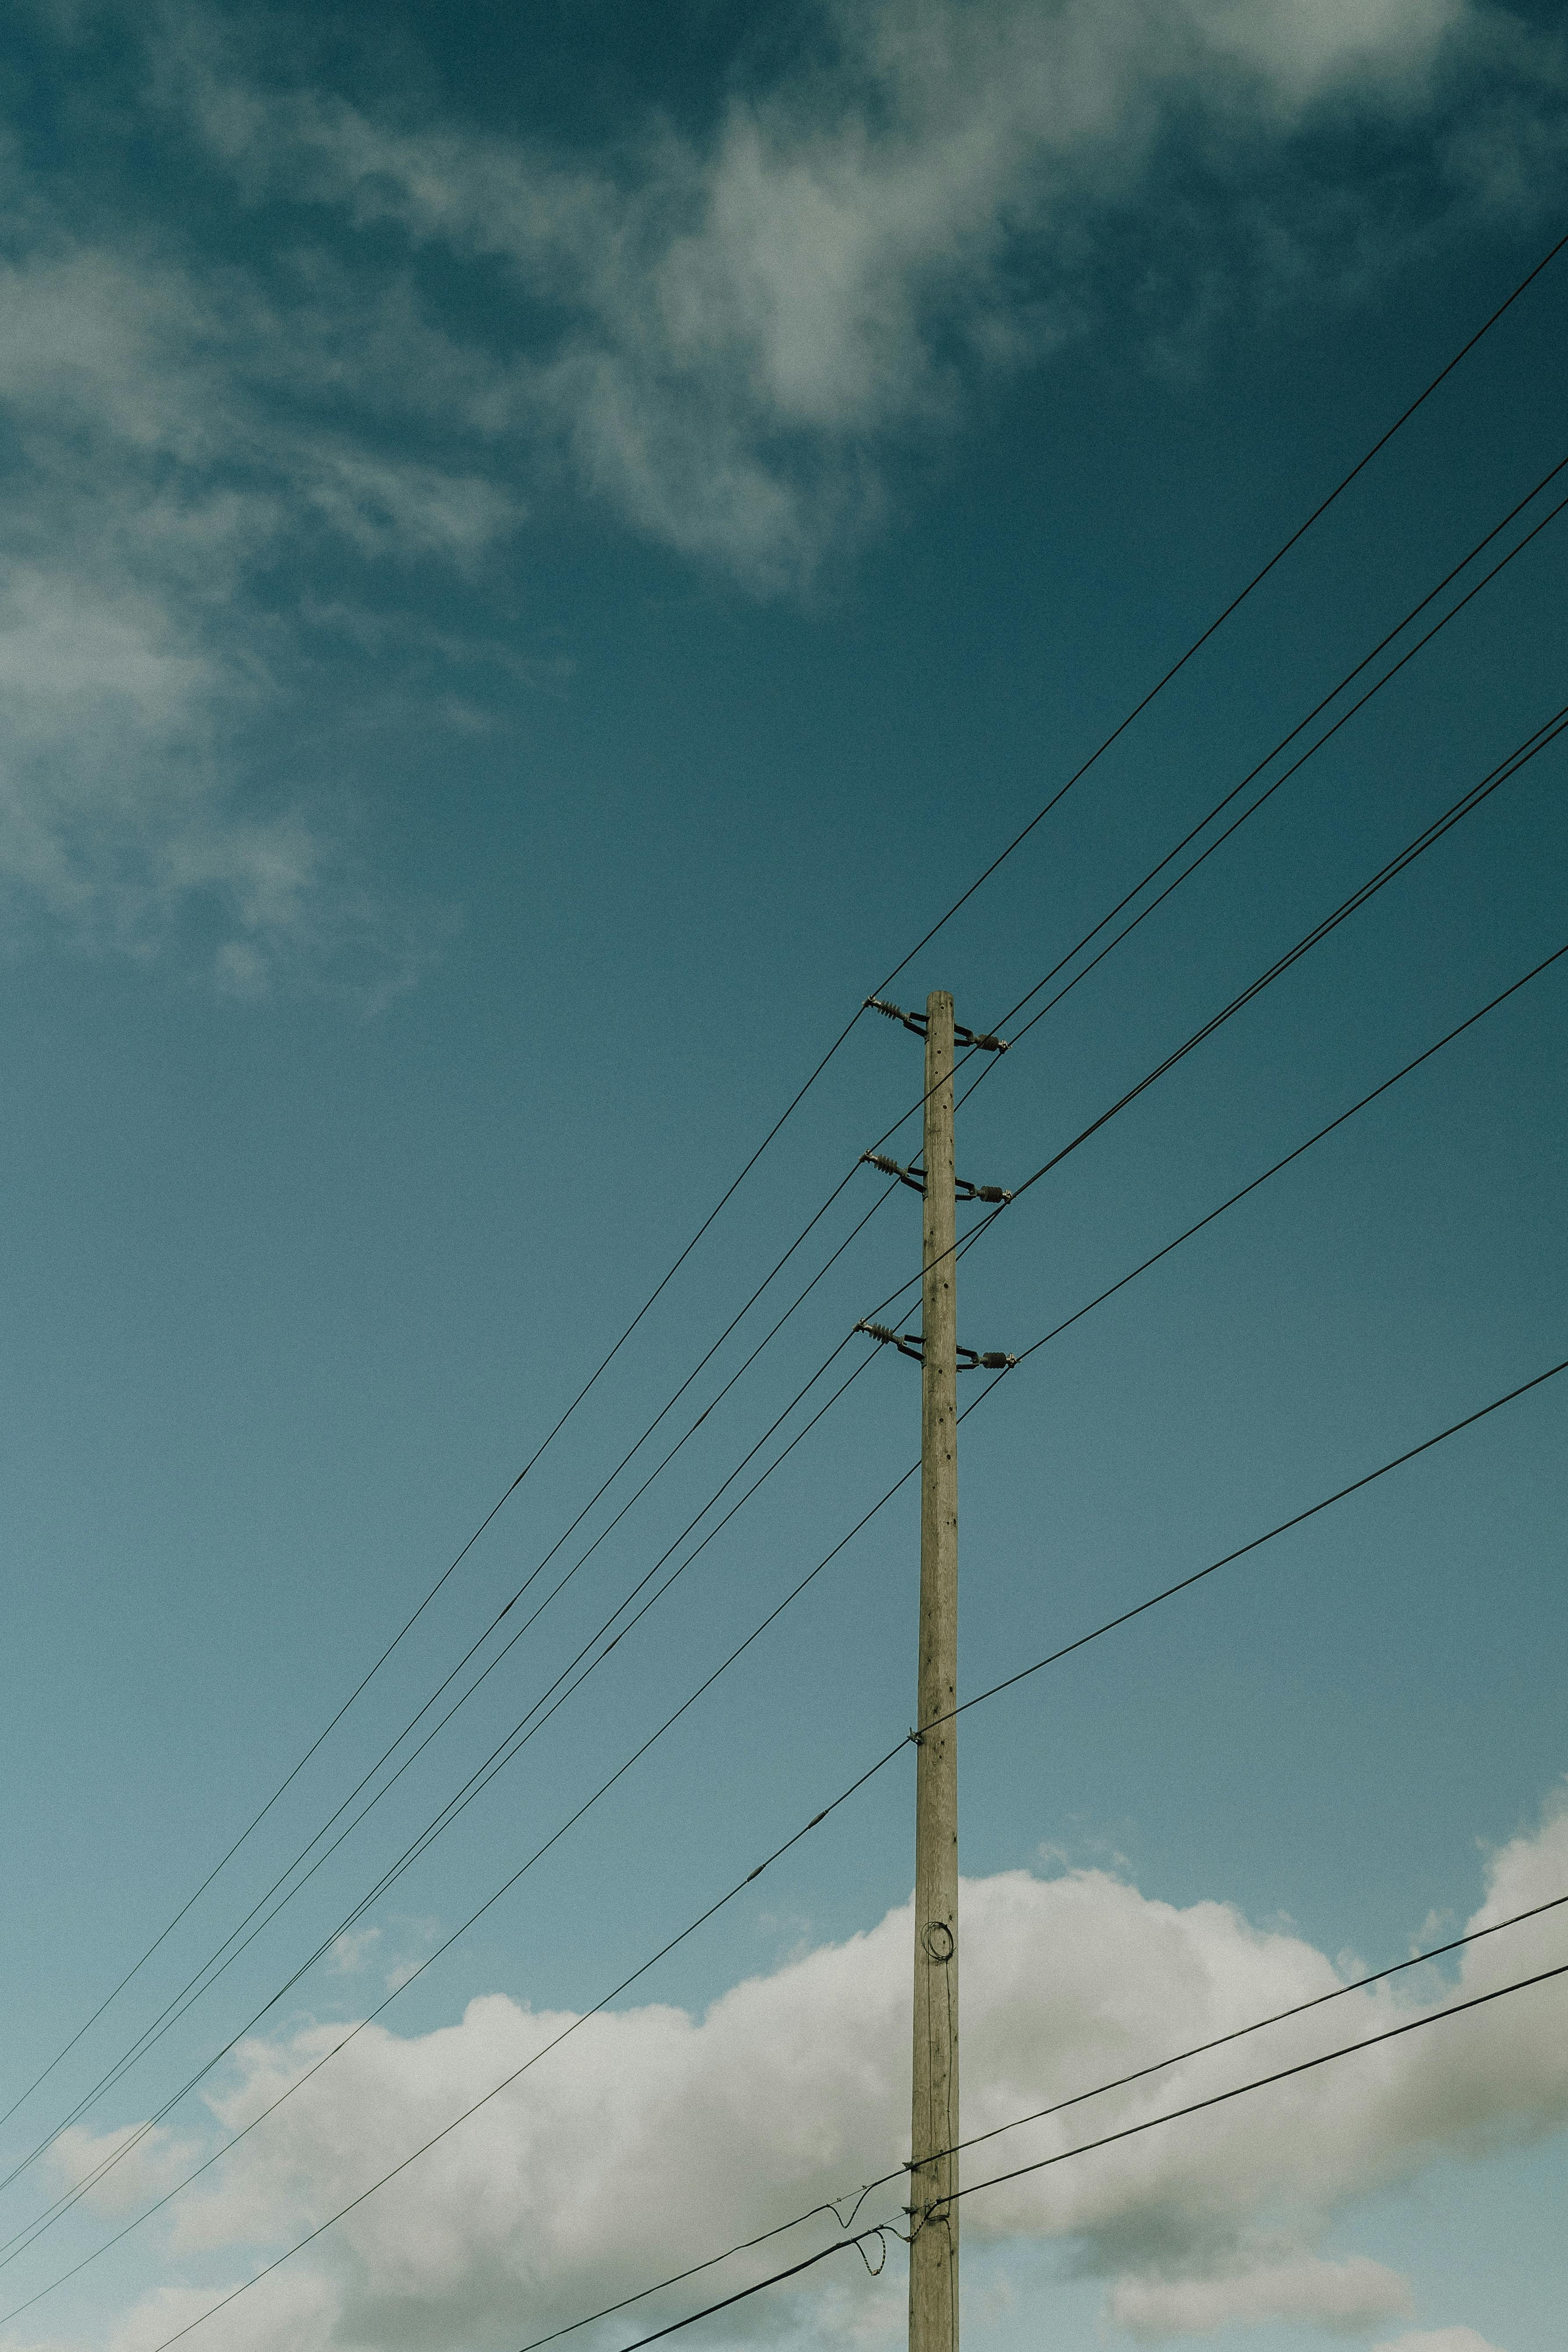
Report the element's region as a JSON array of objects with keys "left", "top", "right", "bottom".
[
  {"left": 162, "top": 0, "right": 1565, "bottom": 583},
  {"left": 1373, "top": 2333, "right": 1508, "bottom": 2352},
  {"left": 1110, "top": 2251, "right": 1414, "bottom": 2335},
  {"left": 0, "top": 233, "right": 483, "bottom": 997},
  {"left": 2, "top": 0, "right": 1562, "bottom": 976},
  {"left": 68, "top": 1781, "right": 1568, "bottom": 2352},
  {"left": 328, "top": 1928, "right": 381, "bottom": 1977},
  {"left": 46, "top": 2120, "right": 203, "bottom": 2217},
  {"left": 101, "top": 2271, "right": 339, "bottom": 2352}
]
